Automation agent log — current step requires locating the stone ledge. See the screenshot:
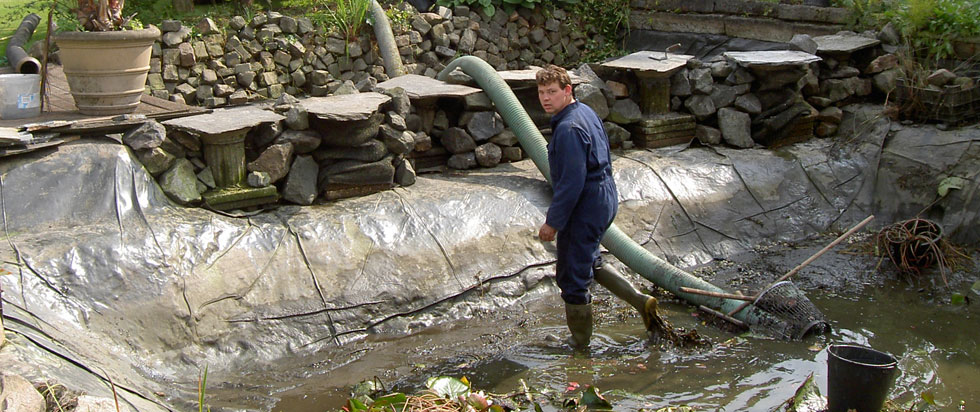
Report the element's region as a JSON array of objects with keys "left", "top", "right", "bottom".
[
  {"left": 632, "top": 12, "right": 844, "bottom": 43},
  {"left": 775, "top": 4, "right": 851, "bottom": 24},
  {"left": 630, "top": 11, "right": 726, "bottom": 35},
  {"left": 630, "top": 0, "right": 852, "bottom": 25},
  {"left": 630, "top": 0, "right": 715, "bottom": 14}
]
